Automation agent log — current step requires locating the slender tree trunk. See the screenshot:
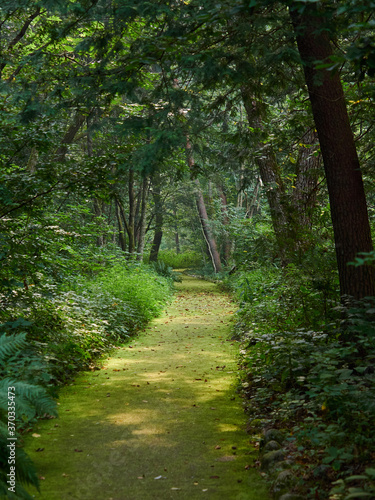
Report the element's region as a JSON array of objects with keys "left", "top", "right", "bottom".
[
  {"left": 93, "top": 199, "right": 105, "bottom": 247},
  {"left": 115, "top": 199, "right": 127, "bottom": 252},
  {"left": 172, "top": 203, "right": 181, "bottom": 254},
  {"left": 290, "top": 6, "right": 375, "bottom": 299},
  {"left": 27, "top": 147, "right": 38, "bottom": 173},
  {"left": 194, "top": 179, "right": 222, "bottom": 273},
  {"left": 241, "top": 88, "right": 289, "bottom": 263},
  {"left": 128, "top": 169, "right": 136, "bottom": 254},
  {"left": 248, "top": 178, "right": 262, "bottom": 219},
  {"left": 186, "top": 138, "right": 222, "bottom": 273},
  {"left": 55, "top": 114, "right": 86, "bottom": 162},
  {"left": 136, "top": 176, "right": 150, "bottom": 261},
  {"left": 149, "top": 173, "right": 163, "bottom": 262},
  {"left": 87, "top": 116, "right": 105, "bottom": 247},
  {"left": 217, "top": 184, "right": 231, "bottom": 264}
]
